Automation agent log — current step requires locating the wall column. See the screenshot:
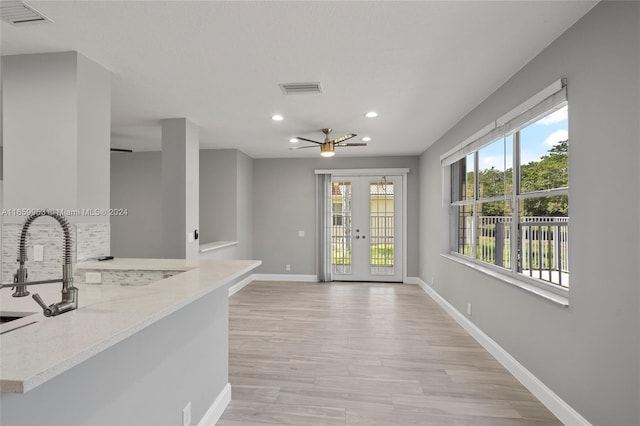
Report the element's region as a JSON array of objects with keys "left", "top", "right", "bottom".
[
  {"left": 161, "top": 118, "right": 199, "bottom": 259},
  {"left": 1, "top": 52, "right": 111, "bottom": 281},
  {"left": 2, "top": 52, "right": 110, "bottom": 223}
]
